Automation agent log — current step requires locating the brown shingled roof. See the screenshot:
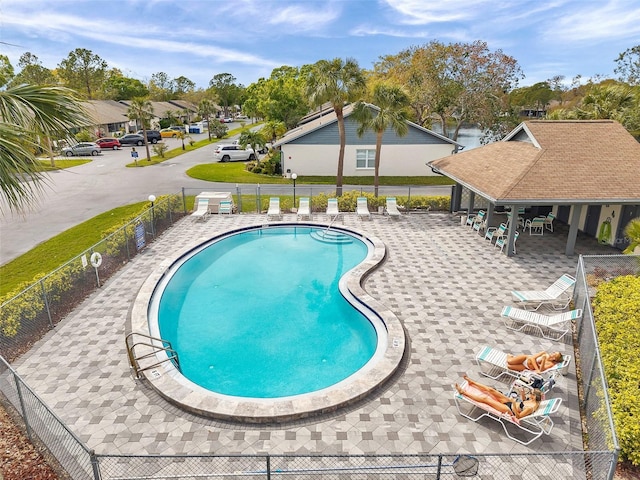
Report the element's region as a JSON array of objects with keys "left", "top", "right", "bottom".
[{"left": 428, "top": 120, "right": 640, "bottom": 205}]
